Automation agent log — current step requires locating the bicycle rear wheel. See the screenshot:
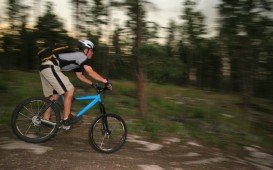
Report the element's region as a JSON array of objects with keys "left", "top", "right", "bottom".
[
  {"left": 11, "top": 97, "right": 60, "bottom": 143},
  {"left": 88, "top": 113, "right": 127, "bottom": 153}
]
